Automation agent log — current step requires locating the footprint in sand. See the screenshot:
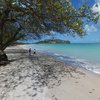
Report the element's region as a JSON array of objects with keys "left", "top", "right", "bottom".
[
  {"left": 32, "top": 93, "right": 37, "bottom": 97},
  {"left": 55, "top": 97, "right": 58, "bottom": 100},
  {"left": 89, "top": 89, "right": 95, "bottom": 94},
  {"left": 92, "top": 89, "right": 95, "bottom": 91},
  {"left": 52, "top": 95, "right": 58, "bottom": 100},
  {"left": 75, "top": 81, "right": 79, "bottom": 83}
]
